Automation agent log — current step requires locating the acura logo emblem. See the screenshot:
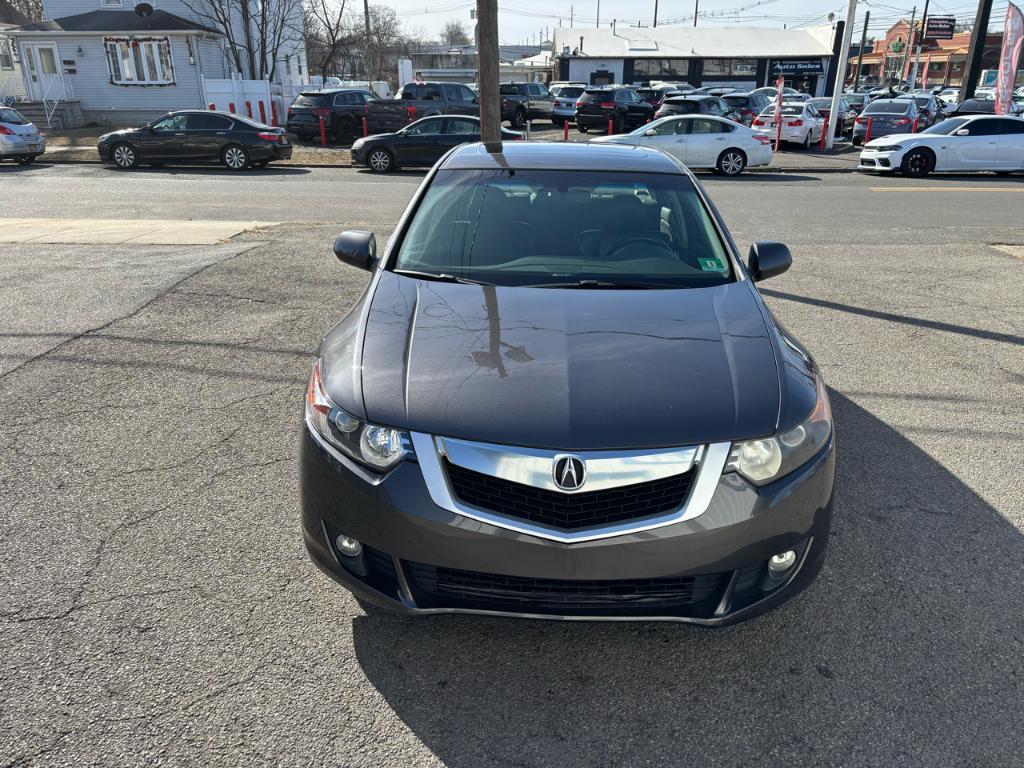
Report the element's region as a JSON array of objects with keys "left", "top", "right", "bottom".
[{"left": 553, "top": 455, "right": 586, "bottom": 491}]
